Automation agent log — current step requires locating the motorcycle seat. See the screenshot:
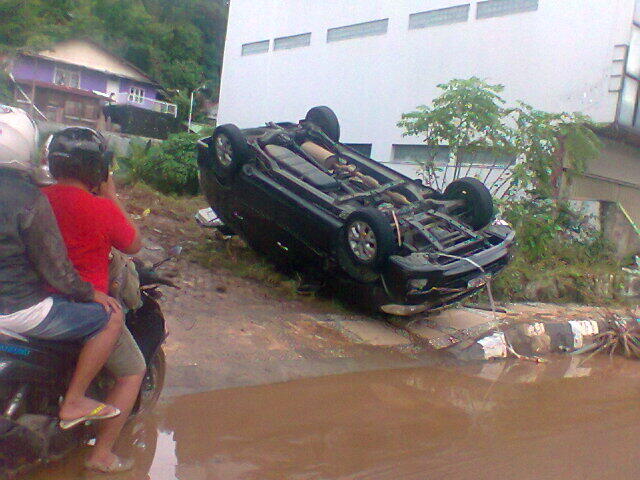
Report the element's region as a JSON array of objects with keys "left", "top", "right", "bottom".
[{"left": 0, "top": 331, "right": 80, "bottom": 354}]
